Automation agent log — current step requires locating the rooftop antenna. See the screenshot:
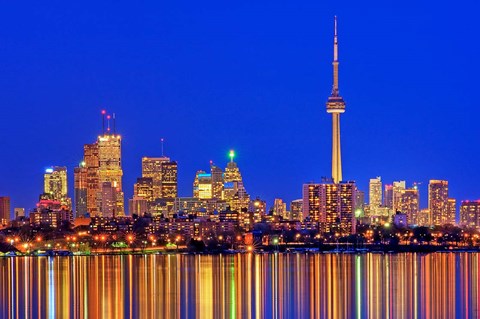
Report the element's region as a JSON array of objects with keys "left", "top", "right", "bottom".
[
  {"left": 113, "top": 113, "right": 116, "bottom": 135},
  {"left": 161, "top": 138, "right": 164, "bottom": 156},
  {"left": 107, "top": 114, "right": 111, "bottom": 133},
  {"left": 101, "top": 110, "right": 106, "bottom": 134}
]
